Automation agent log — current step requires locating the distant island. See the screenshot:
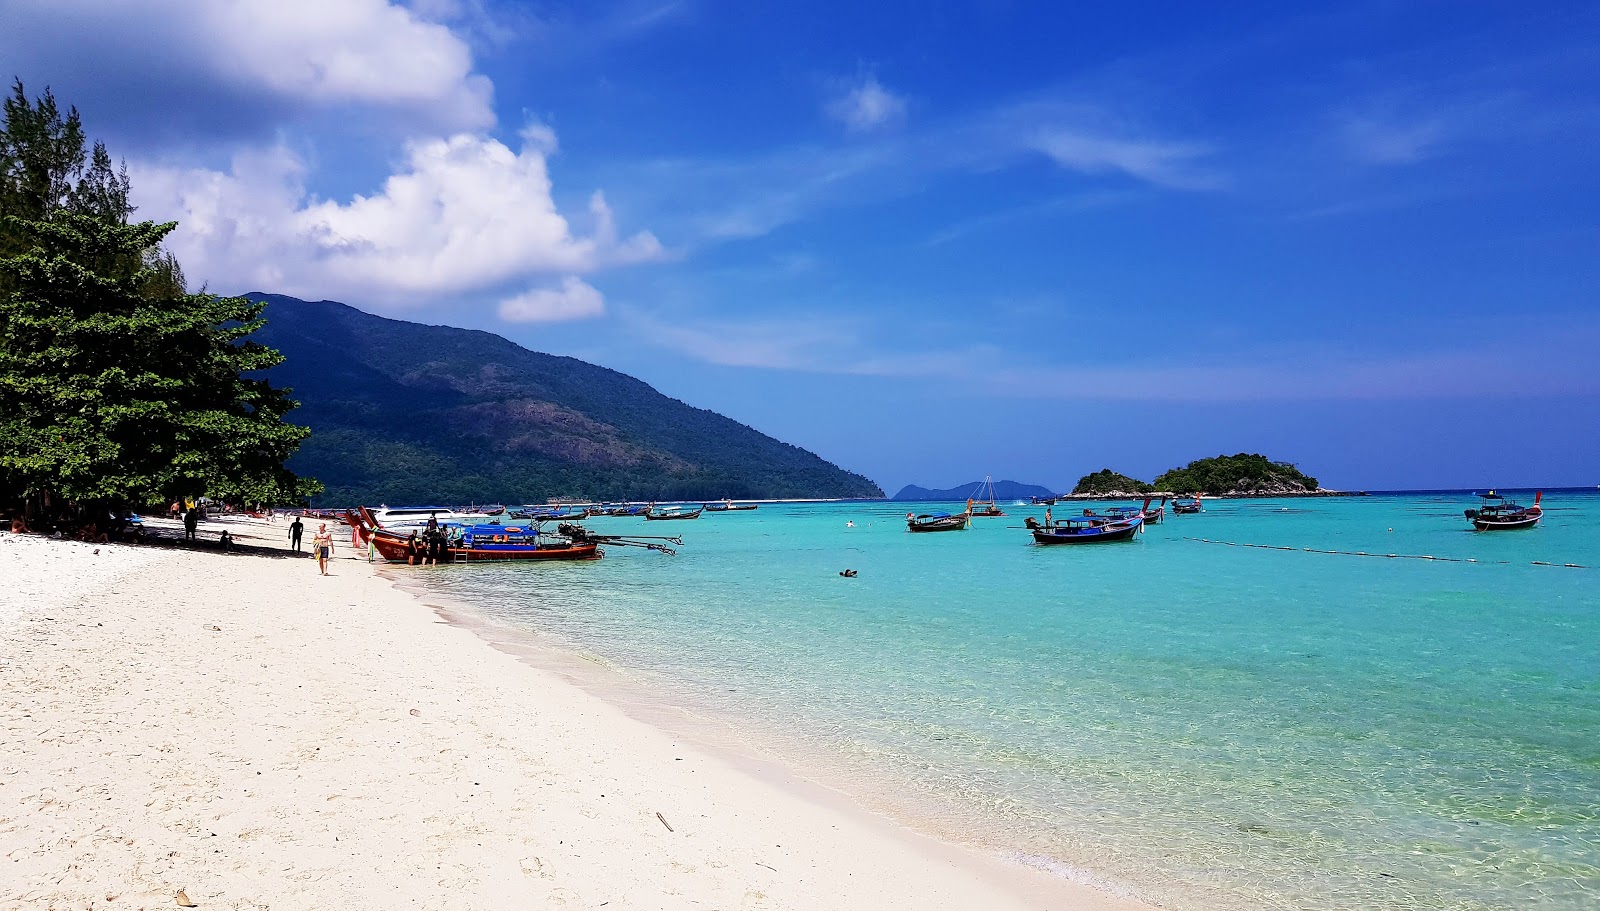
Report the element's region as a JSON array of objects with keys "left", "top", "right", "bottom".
[
  {"left": 1072, "top": 469, "right": 1153, "bottom": 496},
  {"left": 892, "top": 480, "right": 1056, "bottom": 502},
  {"left": 1069, "top": 454, "right": 1332, "bottom": 498},
  {"left": 249, "top": 294, "right": 885, "bottom": 505}
]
